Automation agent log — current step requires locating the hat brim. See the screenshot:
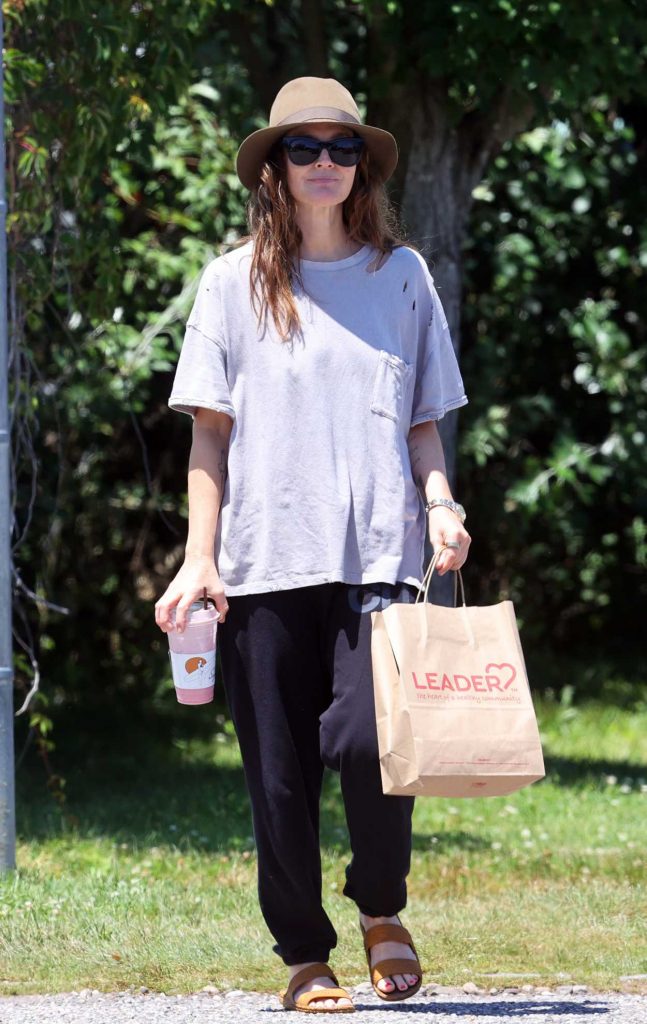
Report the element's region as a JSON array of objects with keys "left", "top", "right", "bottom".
[{"left": 235, "top": 120, "right": 398, "bottom": 191}]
